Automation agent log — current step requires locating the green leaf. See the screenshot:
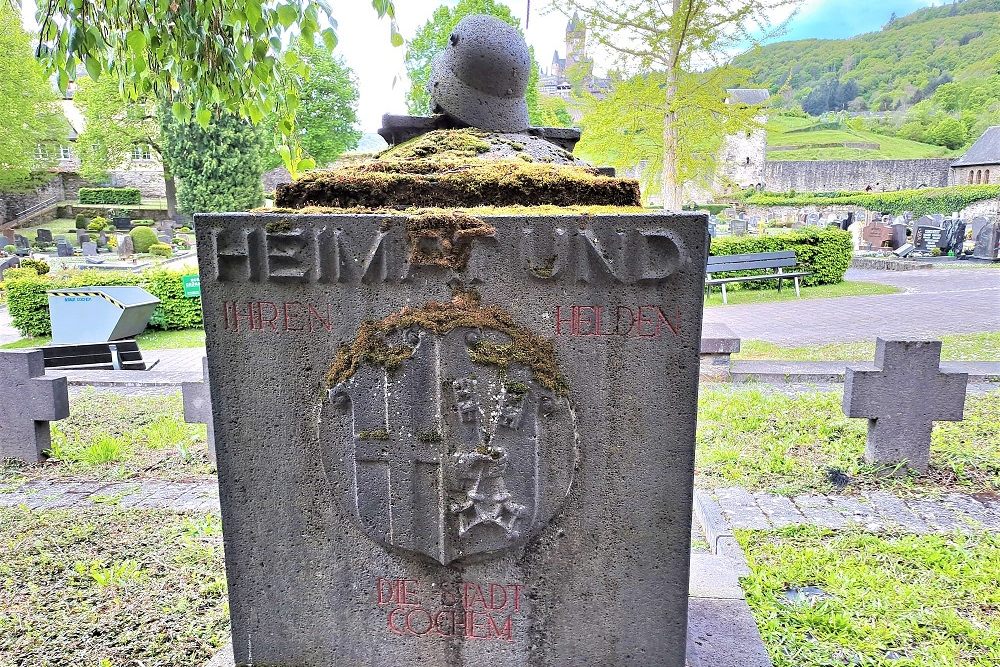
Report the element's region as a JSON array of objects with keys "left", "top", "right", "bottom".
[
  {"left": 322, "top": 28, "right": 338, "bottom": 51},
  {"left": 390, "top": 30, "right": 404, "bottom": 48},
  {"left": 172, "top": 101, "right": 191, "bottom": 123},
  {"left": 297, "top": 157, "right": 316, "bottom": 171},
  {"left": 276, "top": 4, "right": 298, "bottom": 29},
  {"left": 85, "top": 56, "right": 102, "bottom": 81},
  {"left": 196, "top": 107, "right": 212, "bottom": 128},
  {"left": 126, "top": 30, "right": 146, "bottom": 52}
]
